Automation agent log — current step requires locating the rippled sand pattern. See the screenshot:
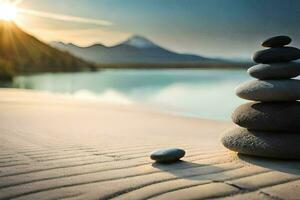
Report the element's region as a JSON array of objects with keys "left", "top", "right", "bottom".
[{"left": 0, "top": 89, "right": 299, "bottom": 200}]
